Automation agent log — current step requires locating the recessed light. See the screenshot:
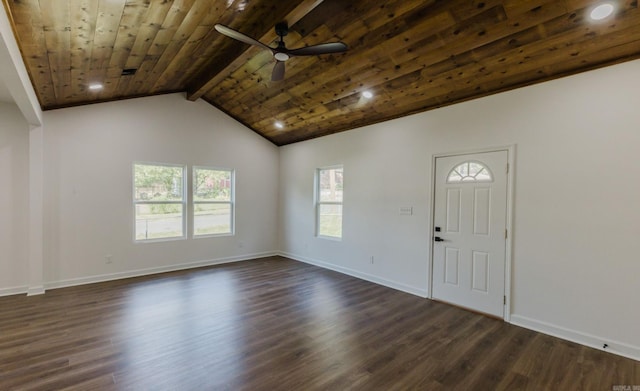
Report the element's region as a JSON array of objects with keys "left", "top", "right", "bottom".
[
  {"left": 590, "top": 3, "right": 615, "bottom": 20},
  {"left": 274, "top": 121, "right": 284, "bottom": 129},
  {"left": 88, "top": 83, "right": 103, "bottom": 91},
  {"left": 362, "top": 90, "right": 374, "bottom": 99}
]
